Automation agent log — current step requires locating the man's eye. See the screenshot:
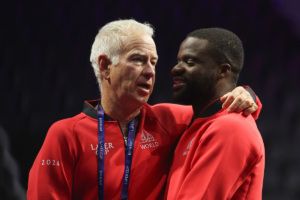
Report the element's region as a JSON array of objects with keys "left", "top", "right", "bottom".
[
  {"left": 185, "top": 58, "right": 195, "bottom": 66},
  {"left": 151, "top": 60, "right": 157, "bottom": 66},
  {"left": 131, "top": 56, "right": 145, "bottom": 64}
]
